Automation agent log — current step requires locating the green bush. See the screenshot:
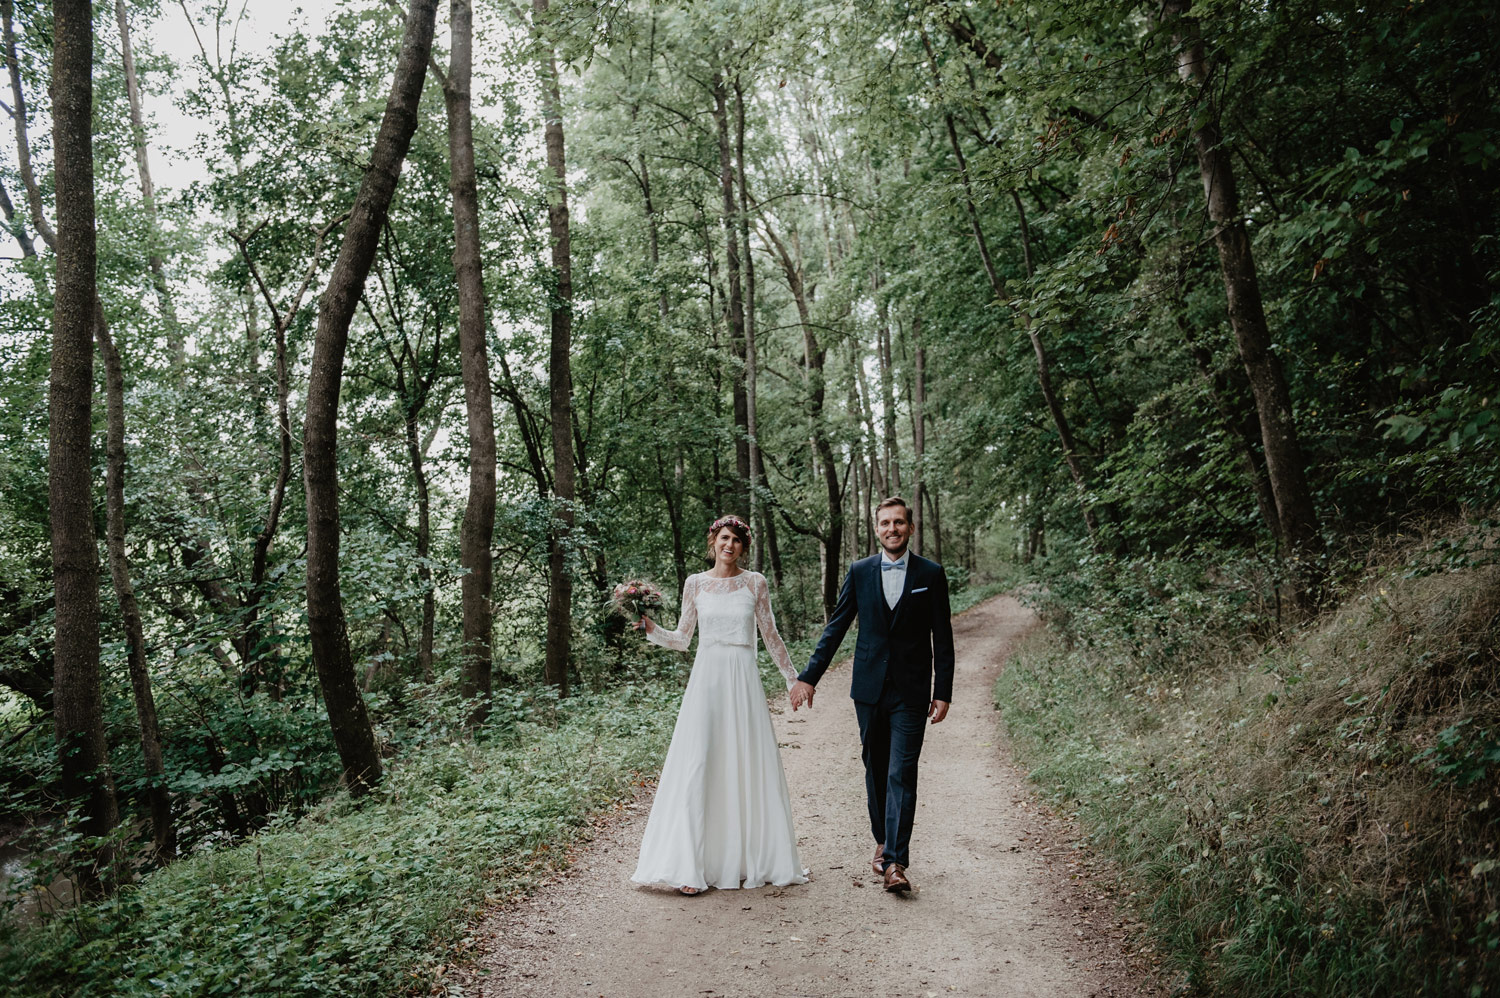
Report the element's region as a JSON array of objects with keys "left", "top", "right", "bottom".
[
  {"left": 998, "top": 529, "right": 1500, "bottom": 996},
  {"left": 0, "top": 680, "right": 678, "bottom": 998}
]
